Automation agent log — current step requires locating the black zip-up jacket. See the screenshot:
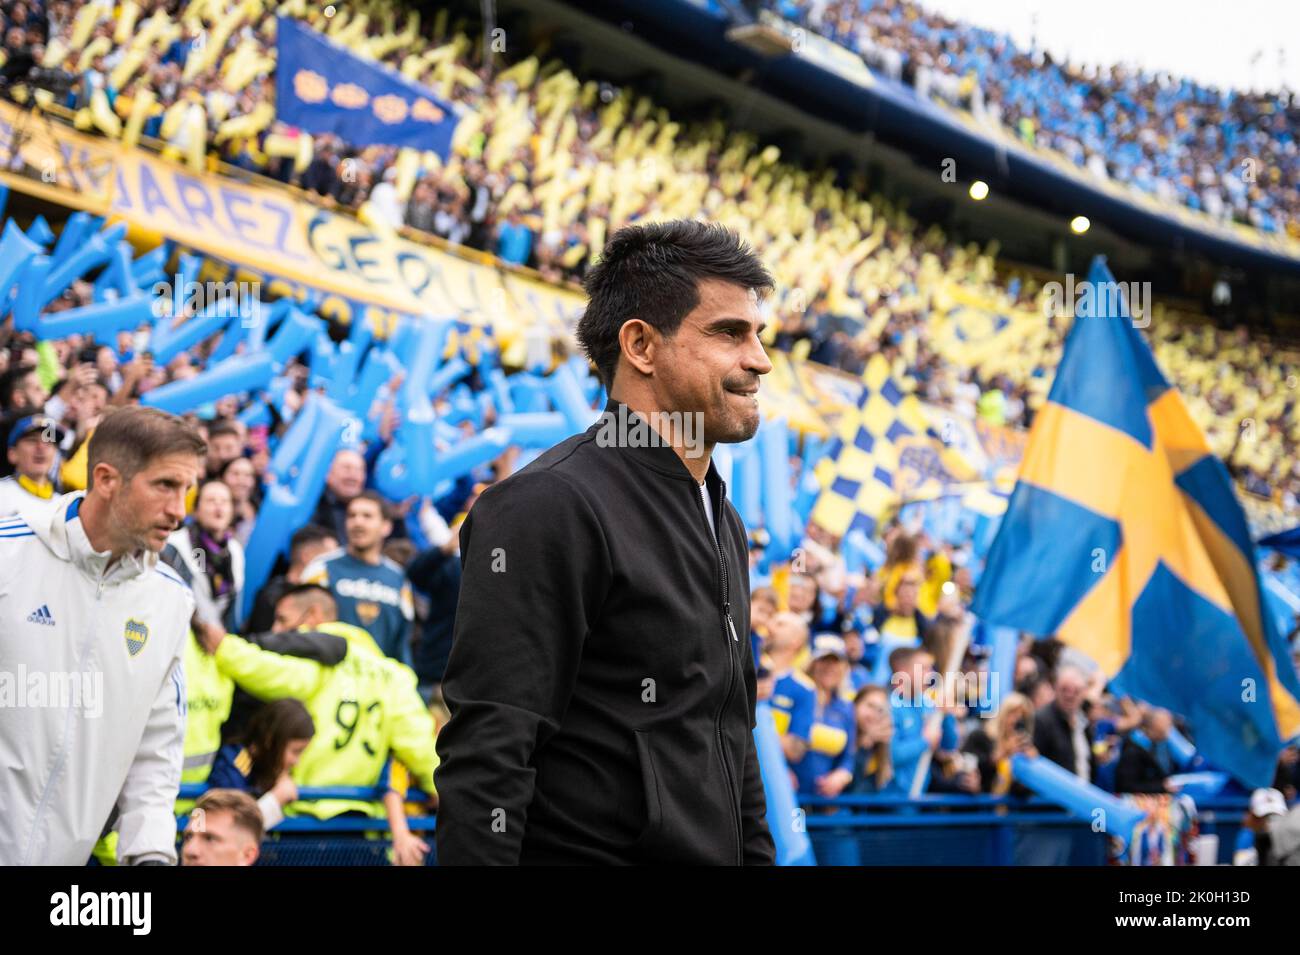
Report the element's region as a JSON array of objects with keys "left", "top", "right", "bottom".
[{"left": 434, "top": 398, "right": 775, "bottom": 865}]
